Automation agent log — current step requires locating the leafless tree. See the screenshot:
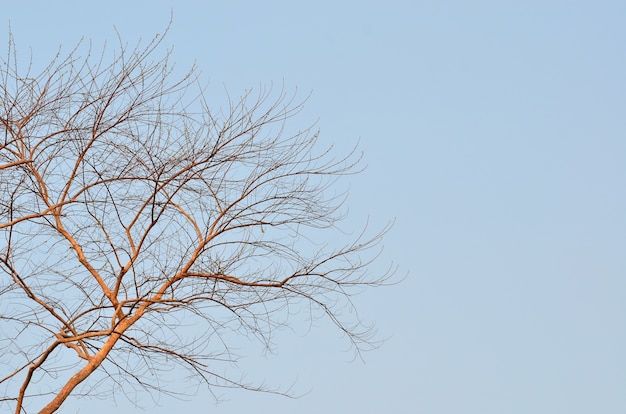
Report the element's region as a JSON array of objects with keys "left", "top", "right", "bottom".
[{"left": 0, "top": 29, "right": 393, "bottom": 414}]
